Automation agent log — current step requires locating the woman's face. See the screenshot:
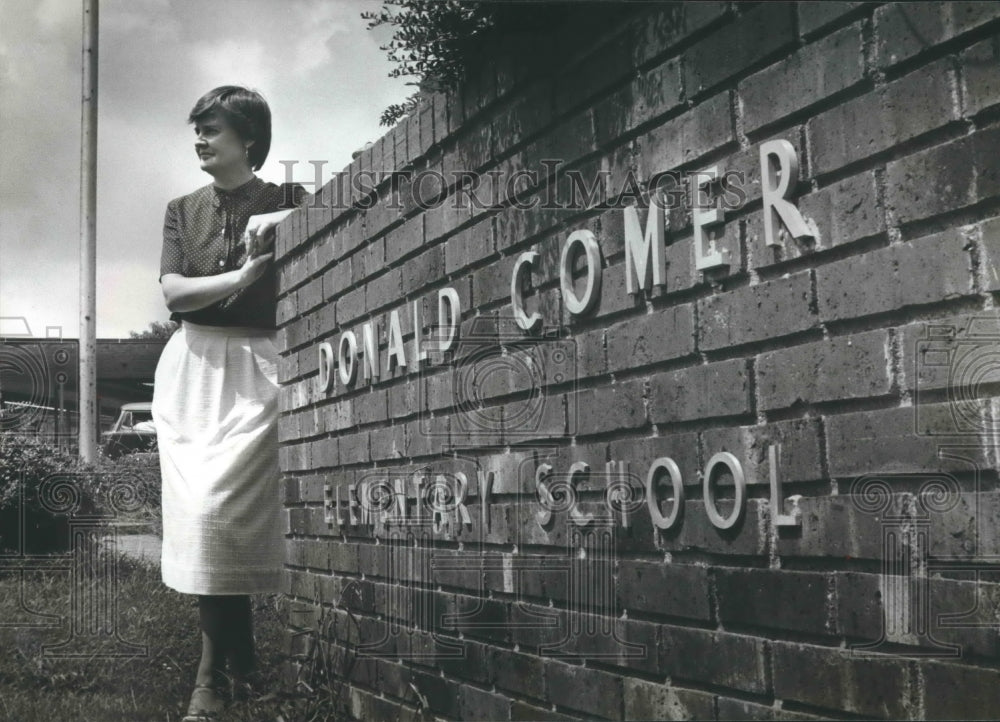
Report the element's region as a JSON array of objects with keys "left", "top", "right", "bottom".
[{"left": 193, "top": 112, "right": 251, "bottom": 175}]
